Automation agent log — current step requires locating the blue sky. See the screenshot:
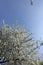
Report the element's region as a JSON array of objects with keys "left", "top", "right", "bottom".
[
  {"left": 0, "top": 0, "right": 43, "bottom": 55},
  {"left": 0, "top": 0, "right": 43, "bottom": 40}
]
